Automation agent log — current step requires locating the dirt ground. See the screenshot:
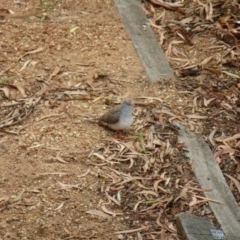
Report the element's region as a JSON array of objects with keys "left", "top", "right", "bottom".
[{"left": 0, "top": 0, "right": 240, "bottom": 240}]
